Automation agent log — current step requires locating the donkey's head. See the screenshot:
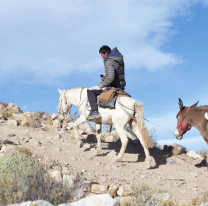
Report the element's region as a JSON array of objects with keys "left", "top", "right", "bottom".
[
  {"left": 175, "top": 98, "right": 198, "bottom": 140},
  {"left": 57, "top": 89, "right": 72, "bottom": 120}
]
